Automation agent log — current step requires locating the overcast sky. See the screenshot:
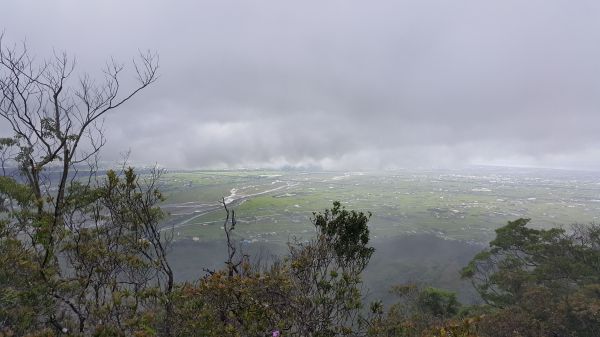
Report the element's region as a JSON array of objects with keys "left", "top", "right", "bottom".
[{"left": 2, "top": 0, "right": 600, "bottom": 170}]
